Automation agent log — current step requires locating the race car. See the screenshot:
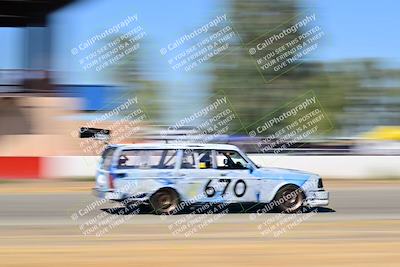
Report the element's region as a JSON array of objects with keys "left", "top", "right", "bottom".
[{"left": 92, "top": 143, "right": 329, "bottom": 214}]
